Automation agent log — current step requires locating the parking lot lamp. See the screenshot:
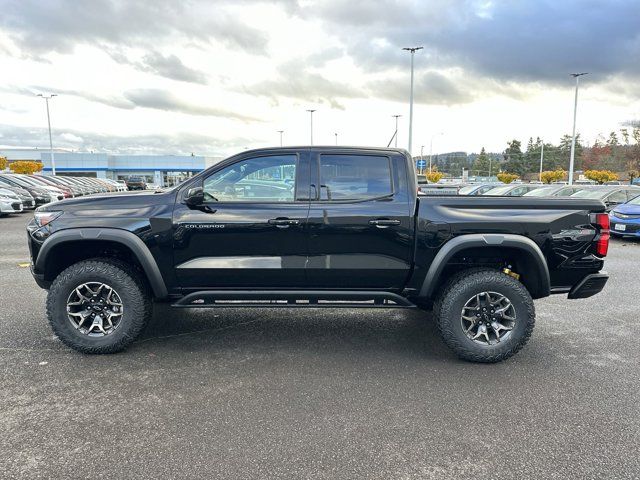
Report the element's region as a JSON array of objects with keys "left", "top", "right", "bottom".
[
  {"left": 568, "top": 73, "right": 588, "bottom": 185},
  {"left": 402, "top": 46, "right": 423, "bottom": 154},
  {"left": 277, "top": 130, "right": 284, "bottom": 147},
  {"left": 539, "top": 141, "right": 545, "bottom": 182},
  {"left": 392, "top": 115, "right": 401, "bottom": 147},
  {"left": 37, "top": 93, "right": 57, "bottom": 175},
  {"left": 428, "top": 132, "right": 442, "bottom": 173},
  {"left": 306, "top": 109, "right": 316, "bottom": 145}
]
